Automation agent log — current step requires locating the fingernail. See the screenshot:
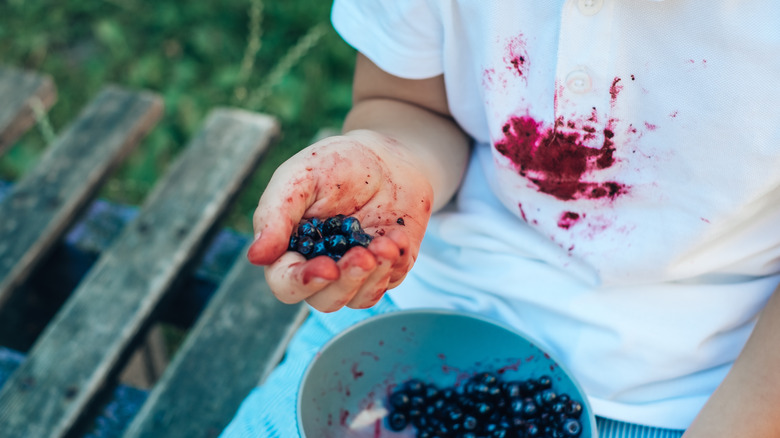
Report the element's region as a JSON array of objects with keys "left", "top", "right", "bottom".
[
  {"left": 347, "top": 266, "right": 366, "bottom": 278},
  {"left": 303, "top": 274, "right": 332, "bottom": 286},
  {"left": 253, "top": 232, "right": 262, "bottom": 242}
]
